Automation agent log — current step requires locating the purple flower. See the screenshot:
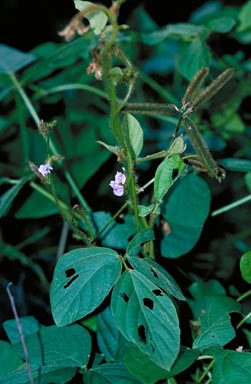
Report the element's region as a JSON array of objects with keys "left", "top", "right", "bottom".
[
  {"left": 38, "top": 163, "right": 53, "bottom": 177},
  {"left": 109, "top": 169, "right": 126, "bottom": 196}
]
